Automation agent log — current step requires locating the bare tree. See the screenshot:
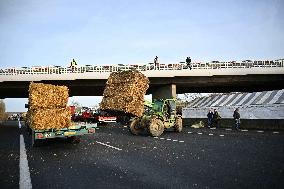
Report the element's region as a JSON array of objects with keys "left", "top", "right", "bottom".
[
  {"left": 69, "top": 100, "right": 82, "bottom": 113},
  {"left": 177, "top": 93, "right": 203, "bottom": 102},
  {"left": 0, "top": 100, "right": 8, "bottom": 121},
  {"left": 176, "top": 93, "right": 202, "bottom": 115},
  {"left": 70, "top": 100, "right": 81, "bottom": 107},
  {"left": 177, "top": 93, "right": 216, "bottom": 115}
]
